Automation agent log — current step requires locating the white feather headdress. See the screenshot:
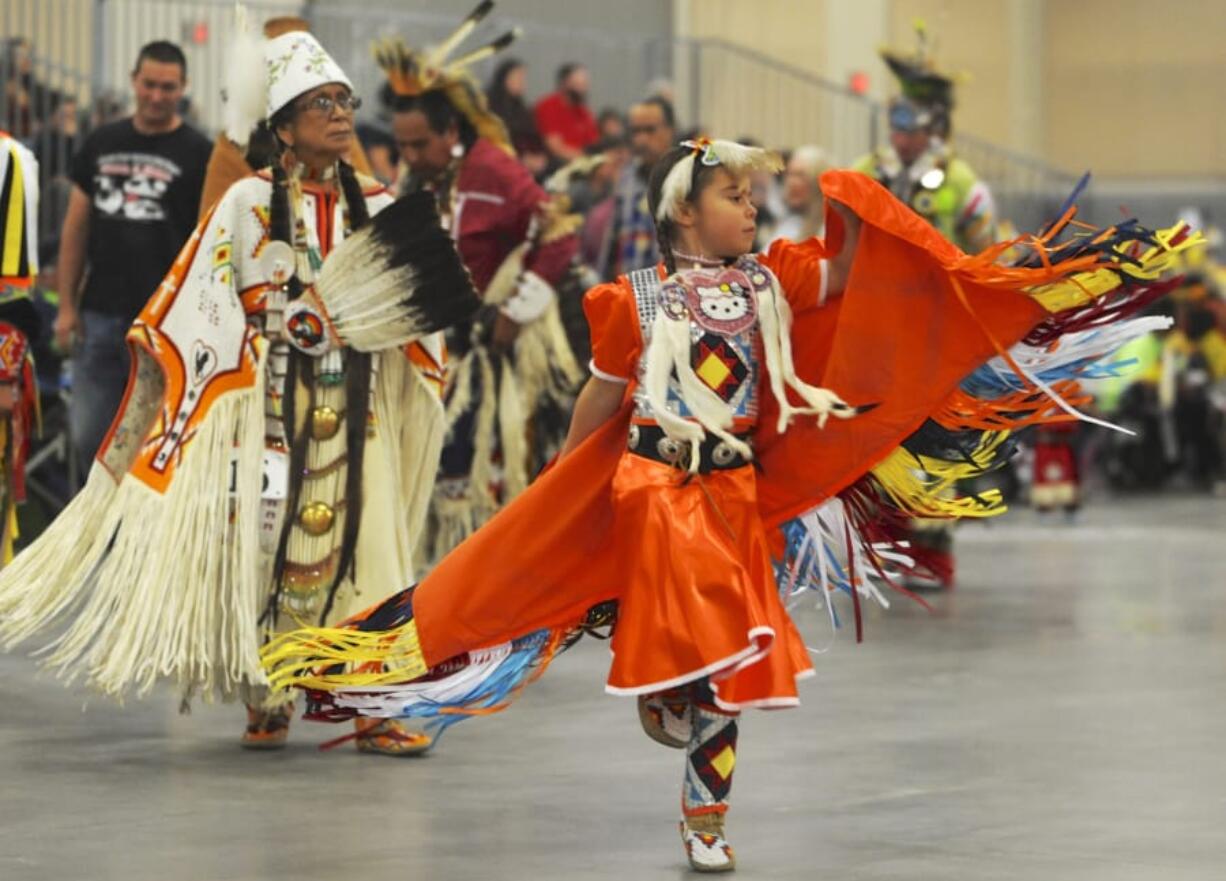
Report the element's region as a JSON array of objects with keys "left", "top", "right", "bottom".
[
  {"left": 221, "top": 5, "right": 352, "bottom": 147},
  {"left": 222, "top": 5, "right": 267, "bottom": 147},
  {"left": 655, "top": 138, "right": 783, "bottom": 223}
]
